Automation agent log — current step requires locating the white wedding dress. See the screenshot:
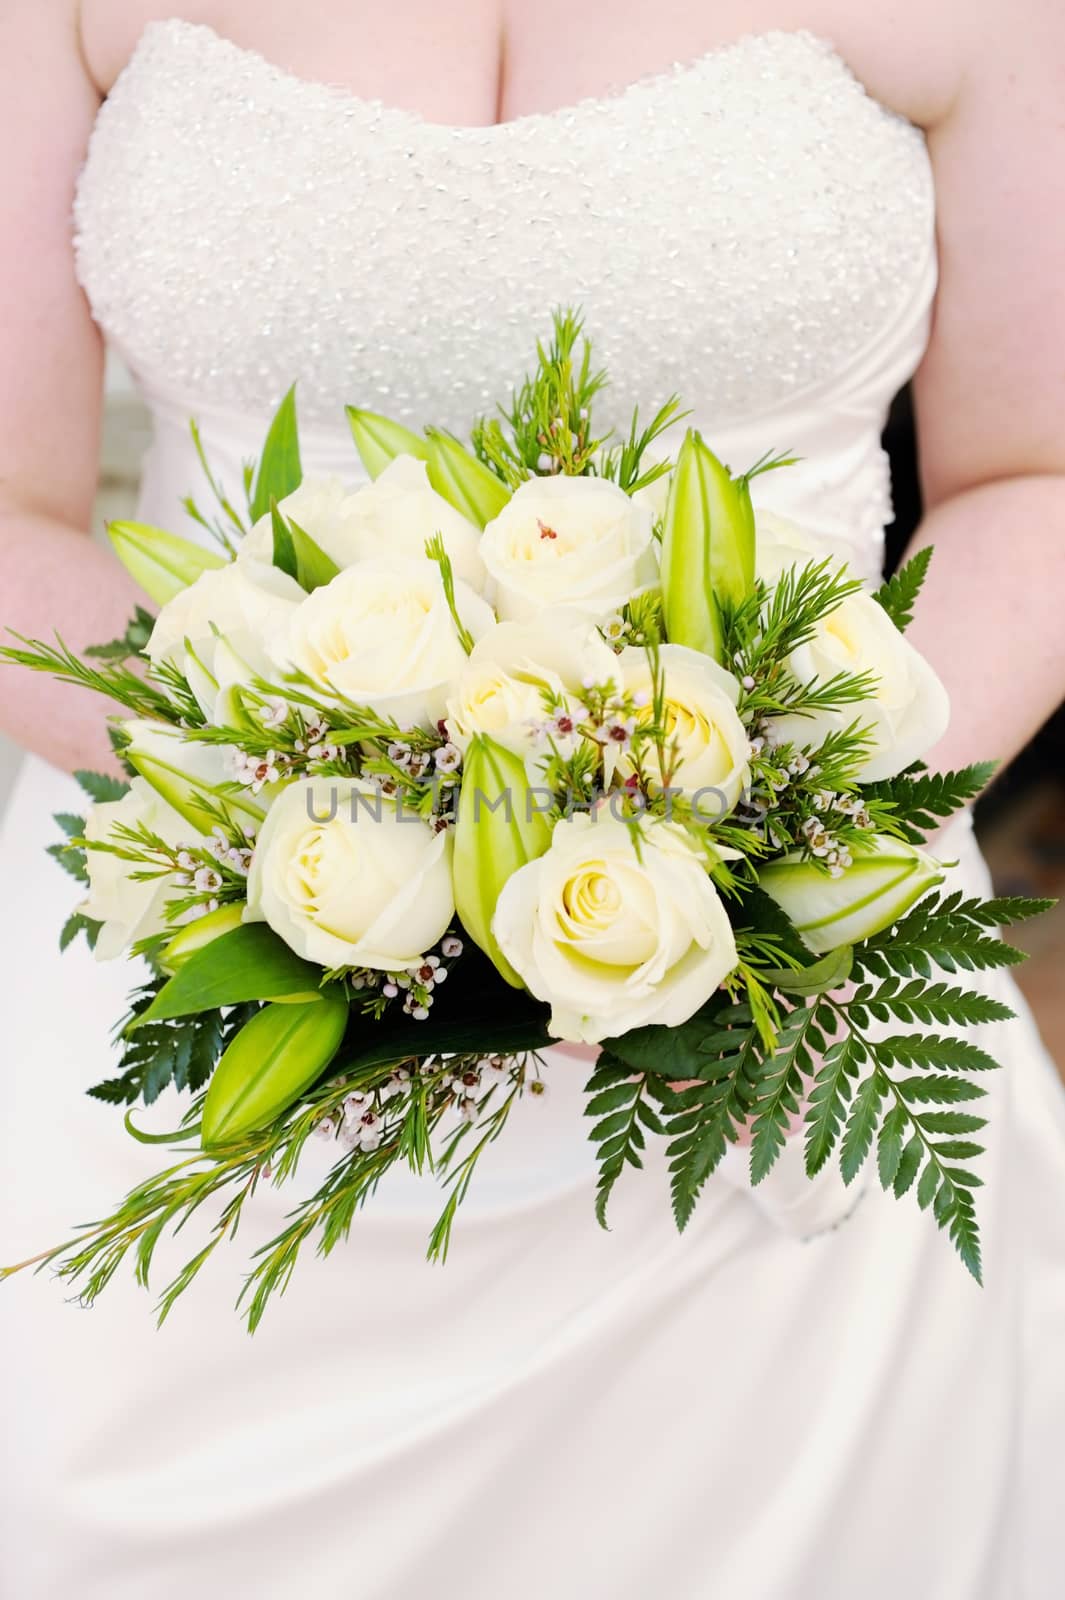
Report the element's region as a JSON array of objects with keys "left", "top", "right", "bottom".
[{"left": 2, "top": 22, "right": 1063, "bottom": 1598}]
